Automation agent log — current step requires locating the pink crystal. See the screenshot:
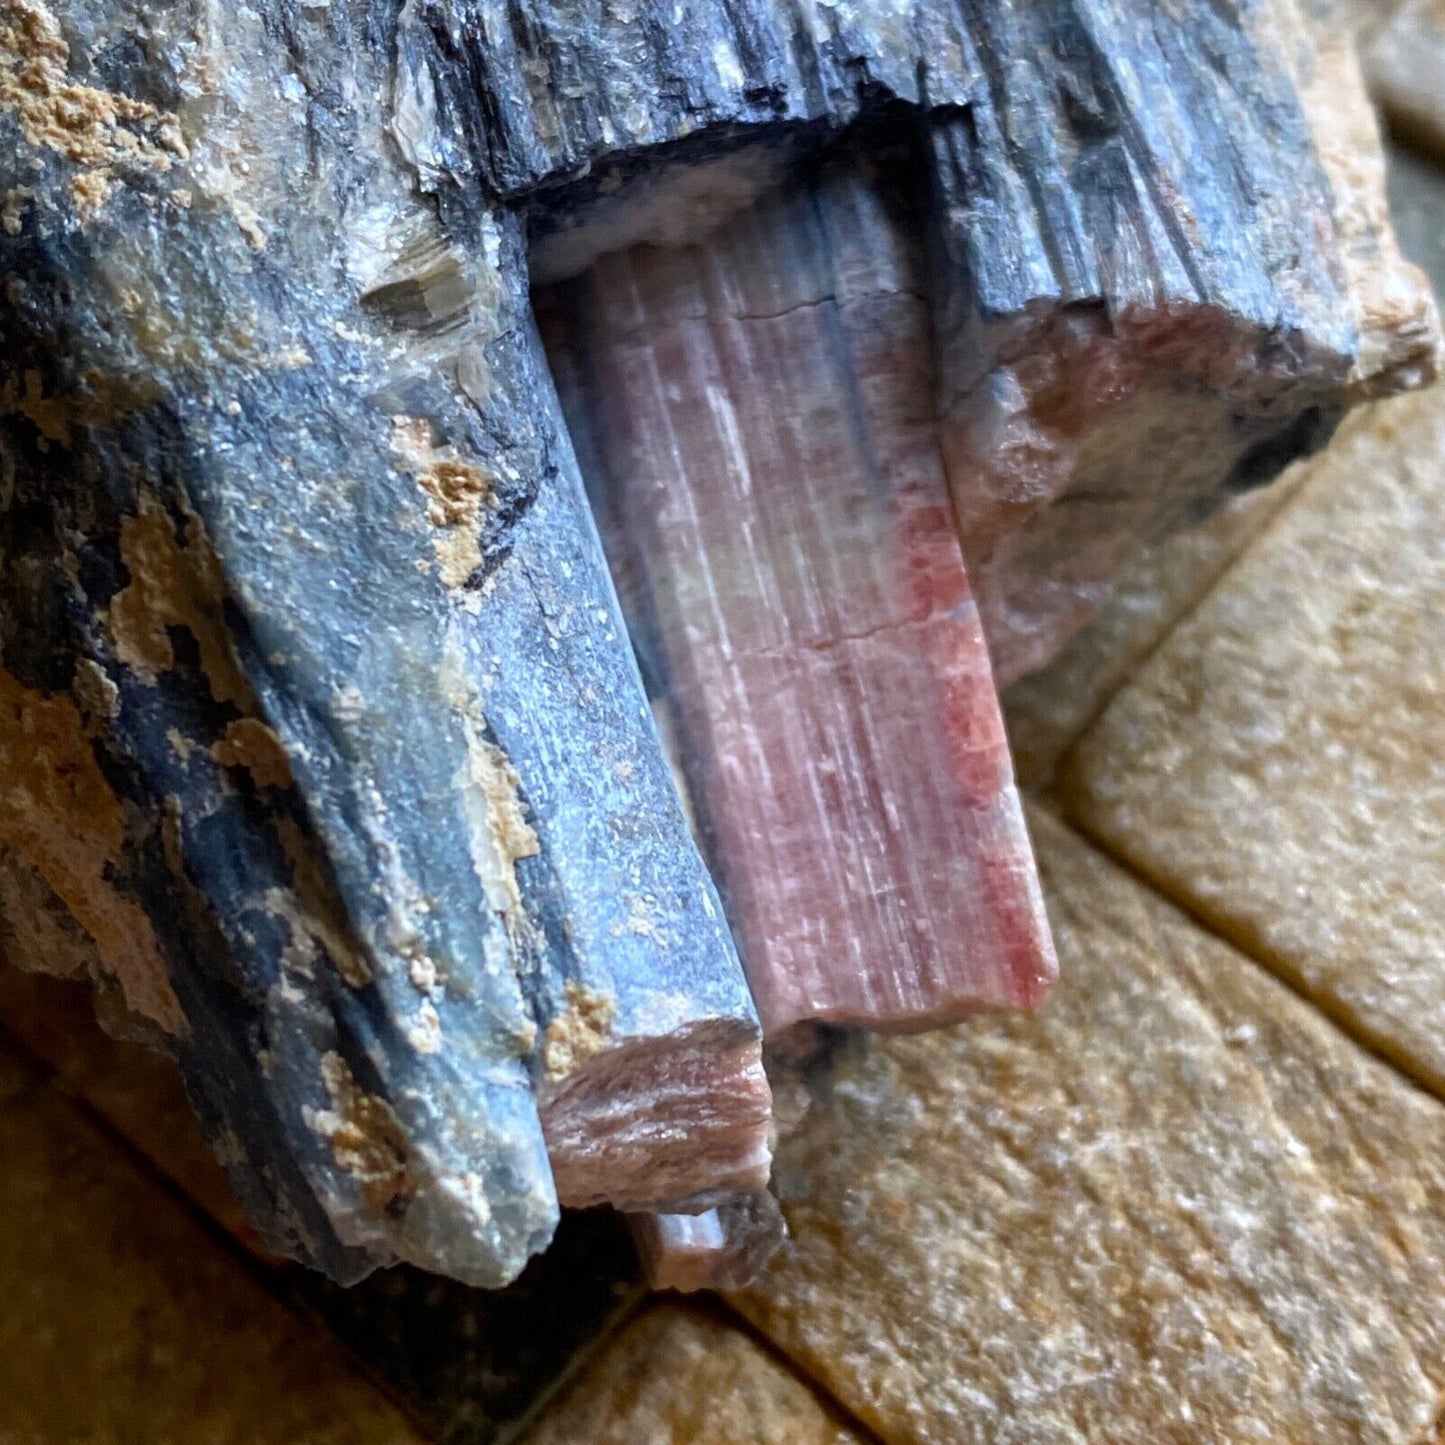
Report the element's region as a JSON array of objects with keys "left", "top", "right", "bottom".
[
  {"left": 540, "top": 1024, "right": 772, "bottom": 1212},
  {"left": 549, "top": 162, "right": 1057, "bottom": 1042},
  {"left": 629, "top": 1191, "right": 786, "bottom": 1292}
]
